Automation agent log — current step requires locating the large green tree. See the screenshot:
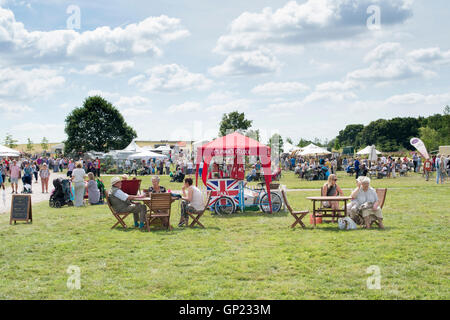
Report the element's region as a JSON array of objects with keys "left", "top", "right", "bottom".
[
  {"left": 64, "top": 96, "right": 137, "bottom": 153},
  {"left": 336, "top": 124, "right": 364, "bottom": 148},
  {"left": 419, "top": 127, "right": 440, "bottom": 152},
  {"left": 246, "top": 129, "right": 260, "bottom": 142},
  {"left": 219, "top": 111, "right": 252, "bottom": 136}
]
